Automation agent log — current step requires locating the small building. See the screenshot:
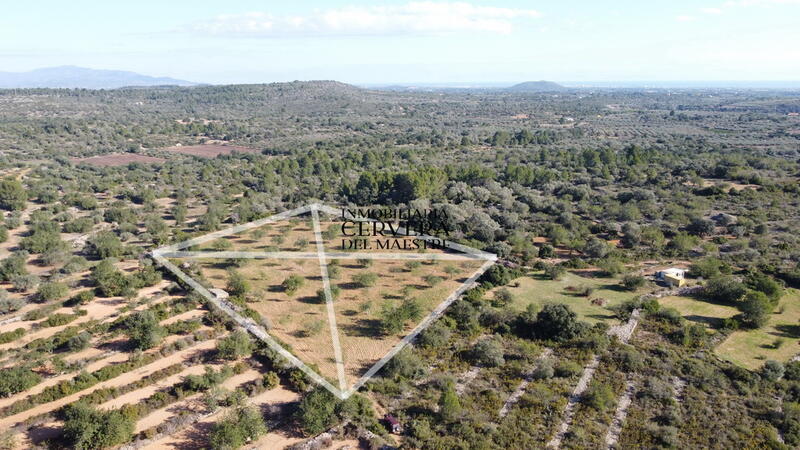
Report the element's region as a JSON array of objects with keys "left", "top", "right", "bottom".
[
  {"left": 384, "top": 414, "right": 402, "bottom": 434},
  {"left": 655, "top": 268, "right": 686, "bottom": 287}
]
